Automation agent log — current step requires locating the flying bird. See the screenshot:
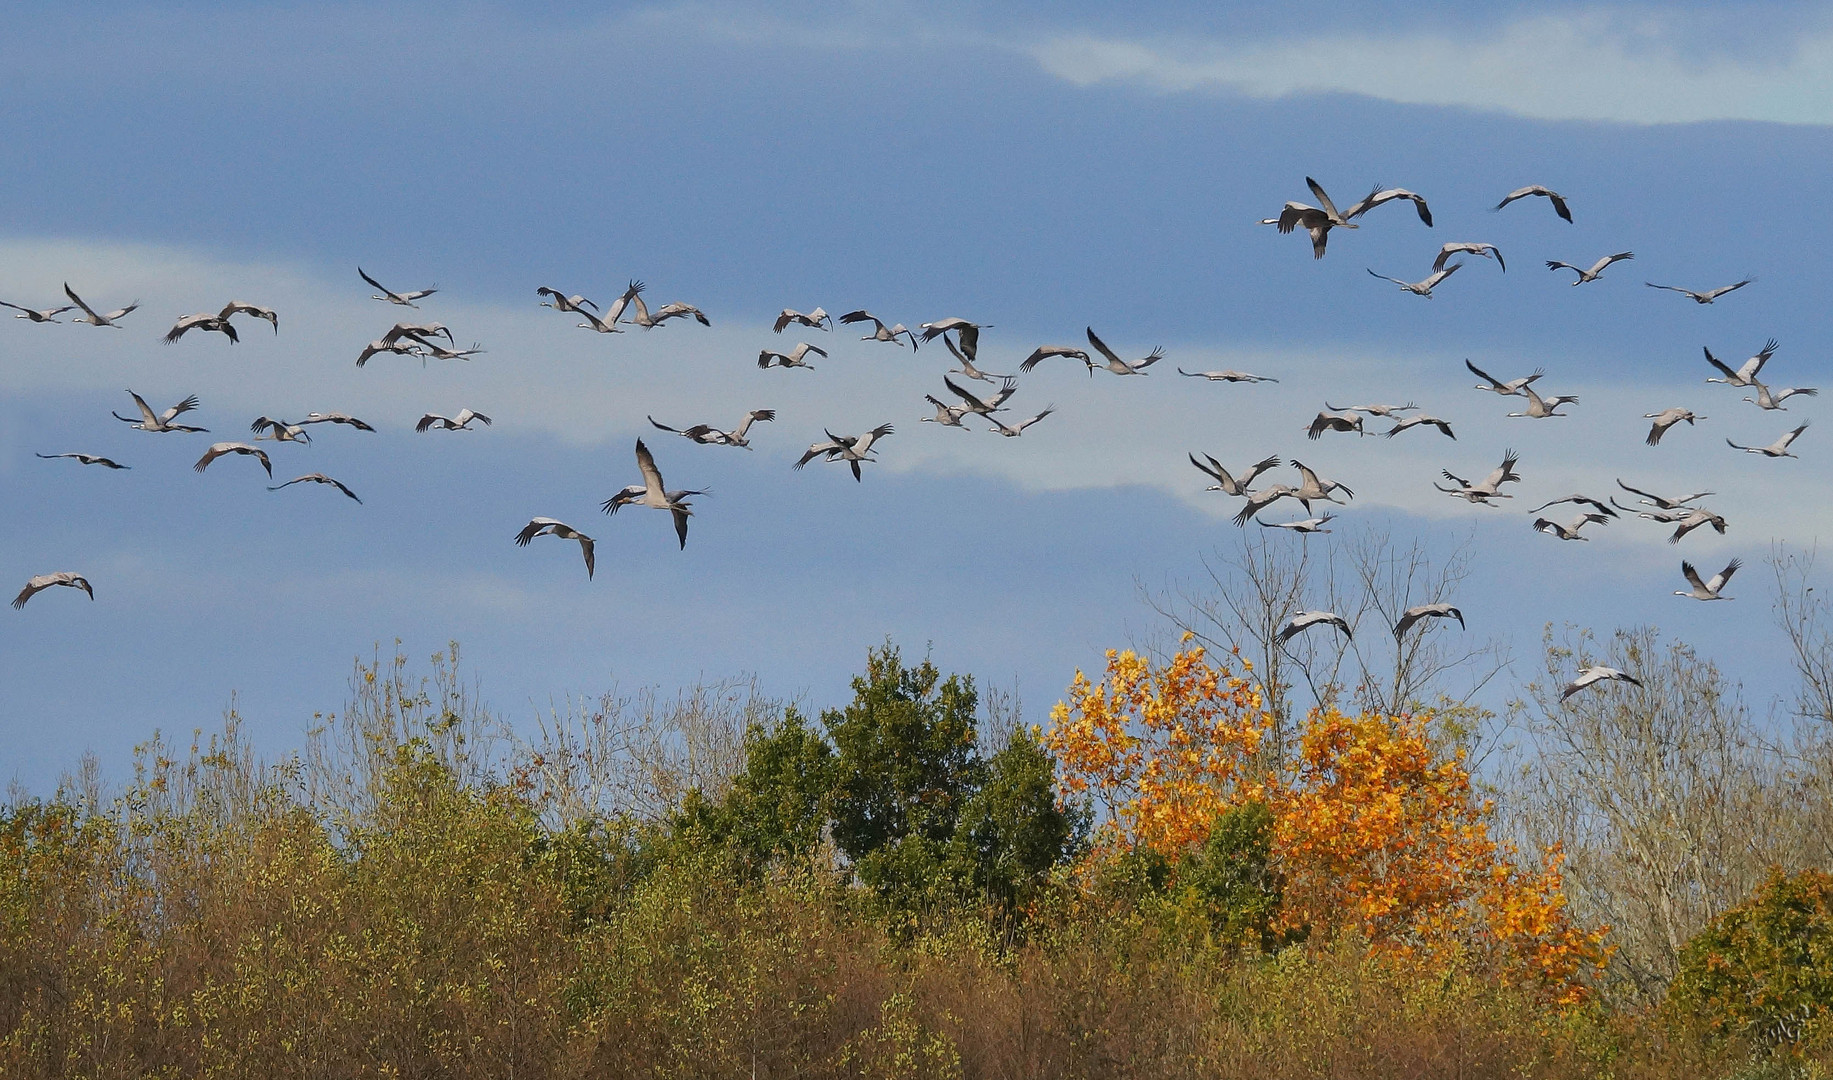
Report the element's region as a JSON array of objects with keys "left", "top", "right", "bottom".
[
  {"left": 63, "top": 284, "right": 138, "bottom": 327},
  {"left": 1744, "top": 382, "right": 1817, "bottom": 411},
  {"left": 1384, "top": 415, "right": 1456, "bottom": 439},
  {"left": 839, "top": 310, "right": 918, "bottom": 348},
  {"left": 416, "top": 409, "right": 492, "bottom": 432},
  {"left": 648, "top": 409, "right": 775, "bottom": 448},
  {"left": 1306, "top": 411, "right": 1365, "bottom": 439},
  {"left": 1434, "top": 243, "right": 1504, "bottom": 273},
  {"left": 1546, "top": 252, "right": 1634, "bottom": 285},
  {"left": 1494, "top": 185, "right": 1573, "bottom": 222},
  {"left": 537, "top": 287, "right": 598, "bottom": 314},
  {"left": 1177, "top": 367, "right": 1277, "bottom": 383},
  {"left": 1233, "top": 485, "right": 1300, "bottom": 526},
  {"left": 1326, "top": 401, "right": 1417, "bottom": 418},
  {"left": 0, "top": 300, "right": 75, "bottom": 322},
  {"left": 1506, "top": 385, "right": 1578, "bottom": 418},
  {"left": 1345, "top": 185, "right": 1433, "bottom": 226},
  {"left": 1667, "top": 507, "right": 1728, "bottom": 544},
  {"left": 1727, "top": 422, "right": 1809, "bottom": 458},
  {"left": 1615, "top": 479, "right": 1713, "bottom": 511},
  {"left": 774, "top": 307, "right": 830, "bottom": 333},
  {"left": 1190, "top": 452, "right": 1282, "bottom": 497},
  {"left": 921, "top": 397, "right": 973, "bottom": 428},
  {"left": 114, "top": 391, "right": 207, "bottom": 433},
  {"left": 1394, "top": 603, "right": 1464, "bottom": 638},
  {"left": 219, "top": 301, "right": 278, "bottom": 332},
  {"left": 269, "top": 473, "right": 362, "bottom": 502},
  {"left": 1367, "top": 263, "right": 1461, "bottom": 298},
  {"left": 1677, "top": 559, "right": 1740, "bottom": 601},
  {"left": 1278, "top": 610, "right": 1352, "bottom": 645},
  {"left": 194, "top": 442, "right": 273, "bottom": 478},
  {"left": 1644, "top": 408, "right": 1703, "bottom": 445},
  {"left": 1289, "top": 460, "right": 1354, "bottom": 507},
  {"left": 1436, "top": 449, "right": 1521, "bottom": 504},
  {"left": 1260, "top": 515, "right": 1334, "bottom": 533},
  {"left": 986, "top": 406, "right": 1055, "bottom": 438},
  {"left": 1646, "top": 280, "right": 1752, "bottom": 304},
  {"left": 1560, "top": 666, "right": 1641, "bottom": 700},
  {"left": 249, "top": 416, "right": 312, "bottom": 443},
  {"left": 298, "top": 412, "right": 376, "bottom": 431},
  {"left": 163, "top": 312, "right": 239, "bottom": 344},
  {"left": 36, "top": 452, "right": 129, "bottom": 469},
  {"left": 919, "top": 318, "right": 989, "bottom": 358},
  {"left": 1531, "top": 494, "right": 1617, "bottom": 519},
  {"left": 417, "top": 341, "right": 486, "bottom": 362},
  {"left": 795, "top": 425, "right": 894, "bottom": 482},
  {"left": 357, "top": 323, "right": 452, "bottom": 366},
  {"left": 515, "top": 518, "right": 596, "bottom": 578},
  {"left": 758, "top": 343, "right": 826, "bottom": 369},
  {"left": 601, "top": 439, "right": 703, "bottom": 547},
  {"left": 359, "top": 268, "right": 436, "bottom": 307},
  {"left": 943, "top": 375, "right": 1018, "bottom": 417},
  {"left": 941, "top": 336, "right": 1010, "bottom": 382},
  {"left": 1260, "top": 177, "right": 1357, "bottom": 259},
  {"left": 1466, "top": 359, "right": 1544, "bottom": 396},
  {"left": 12, "top": 572, "right": 93, "bottom": 610},
  {"left": 1020, "top": 345, "right": 1093, "bottom": 375},
  {"left": 1703, "top": 340, "right": 1778, "bottom": 388},
  {"left": 624, "top": 292, "right": 709, "bottom": 329},
  {"left": 1085, "top": 328, "right": 1163, "bottom": 375},
  {"left": 1533, "top": 514, "right": 1610, "bottom": 542}
]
